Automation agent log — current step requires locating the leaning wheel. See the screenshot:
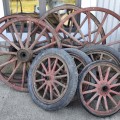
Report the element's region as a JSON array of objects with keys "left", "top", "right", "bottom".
[
  {"left": 56, "top": 7, "right": 120, "bottom": 48},
  {"left": 0, "top": 17, "right": 58, "bottom": 92},
  {"left": 81, "top": 45, "right": 120, "bottom": 65},
  {"left": 65, "top": 48, "right": 91, "bottom": 73},
  {"left": 78, "top": 60, "right": 120, "bottom": 117},
  {"left": 41, "top": 5, "right": 105, "bottom": 48},
  {"left": 28, "top": 48, "right": 78, "bottom": 110}
]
